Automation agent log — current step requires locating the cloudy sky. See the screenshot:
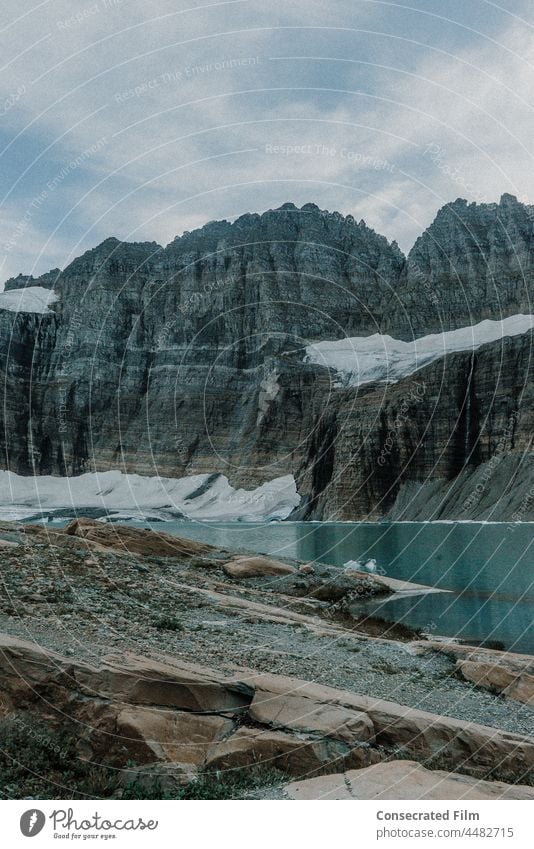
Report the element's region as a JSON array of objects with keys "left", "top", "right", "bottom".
[{"left": 1, "top": 0, "right": 533, "bottom": 285}]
